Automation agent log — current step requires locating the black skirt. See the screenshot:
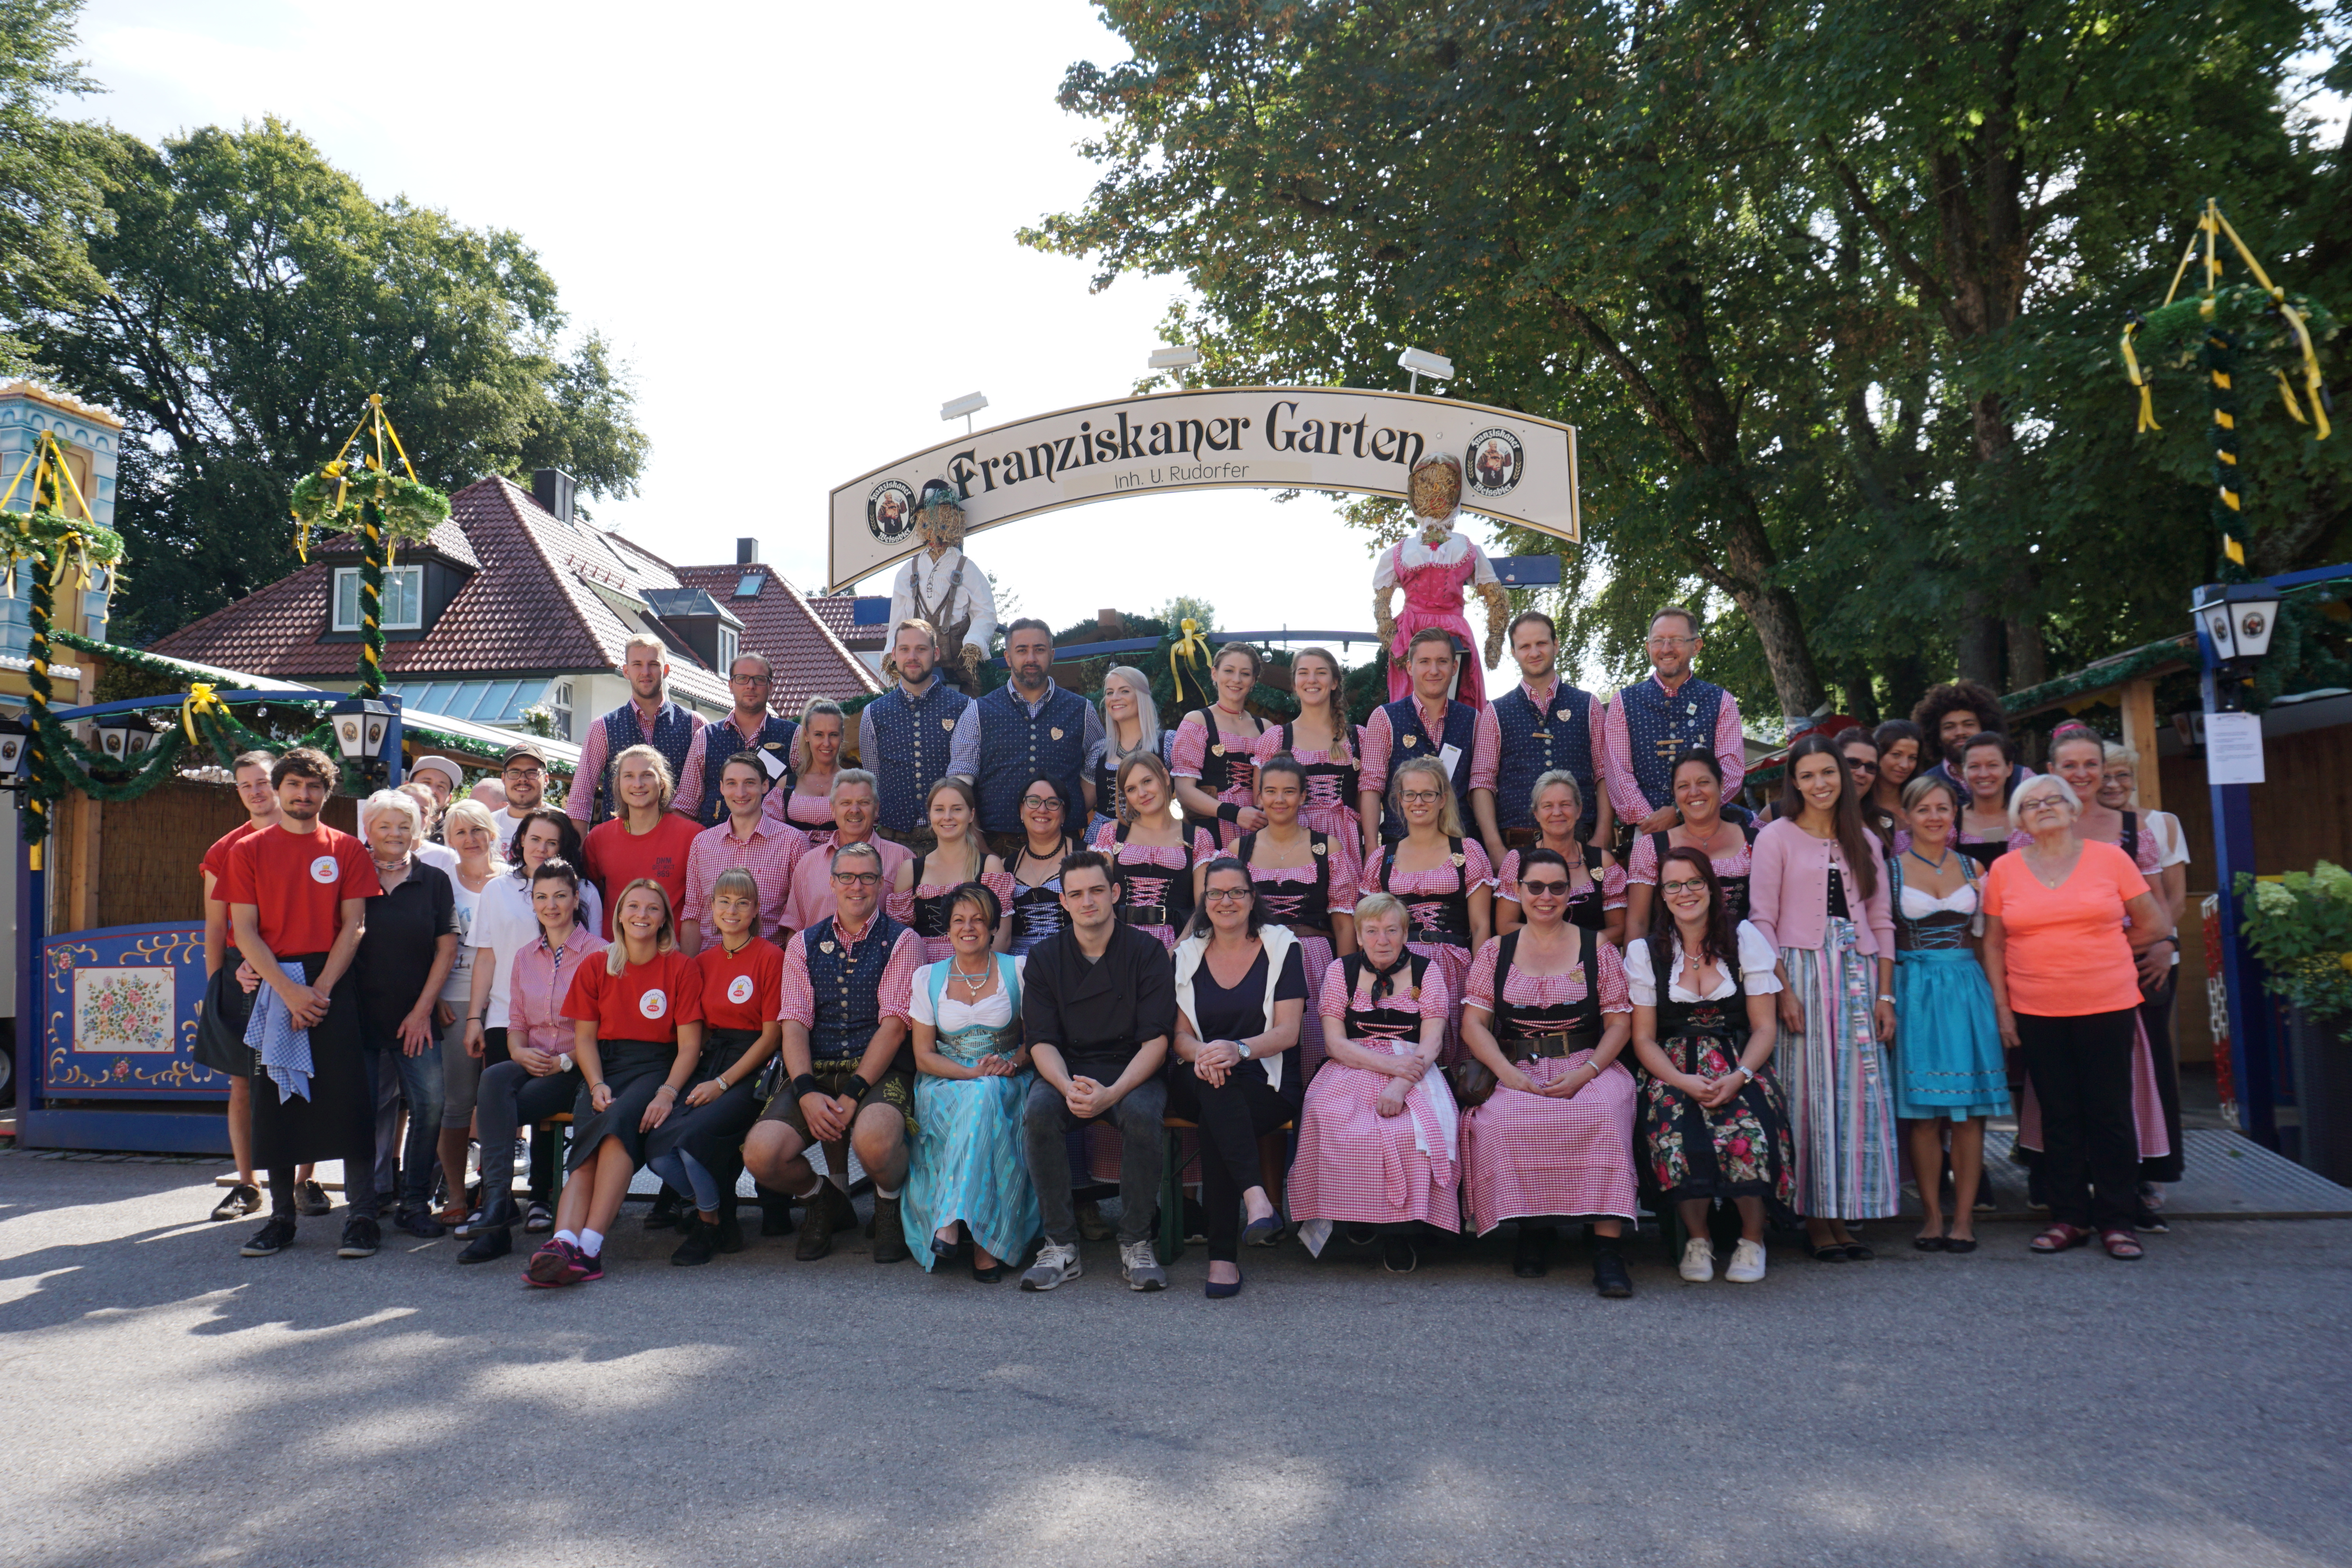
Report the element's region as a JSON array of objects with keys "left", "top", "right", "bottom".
[
  {"left": 644, "top": 1027, "right": 767, "bottom": 1171},
  {"left": 566, "top": 1038, "right": 679, "bottom": 1172},
  {"left": 191, "top": 958, "right": 256, "bottom": 1077},
  {"left": 248, "top": 956, "right": 372, "bottom": 1170}
]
